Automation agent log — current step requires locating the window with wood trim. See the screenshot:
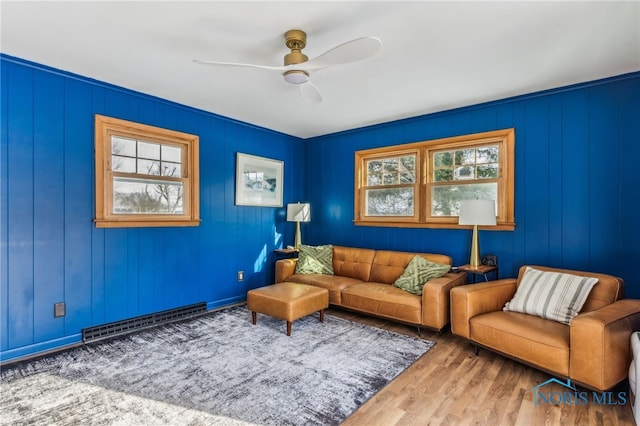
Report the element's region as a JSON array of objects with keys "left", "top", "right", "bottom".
[
  {"left": 94, "top": 115, "right": 200, "bottom": 228},
  {"left": 357, "top": 148, "right": 421, "bottom": 224},
  {"left": 355, "top": 128, "right": 515, "bottom": 230}
]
